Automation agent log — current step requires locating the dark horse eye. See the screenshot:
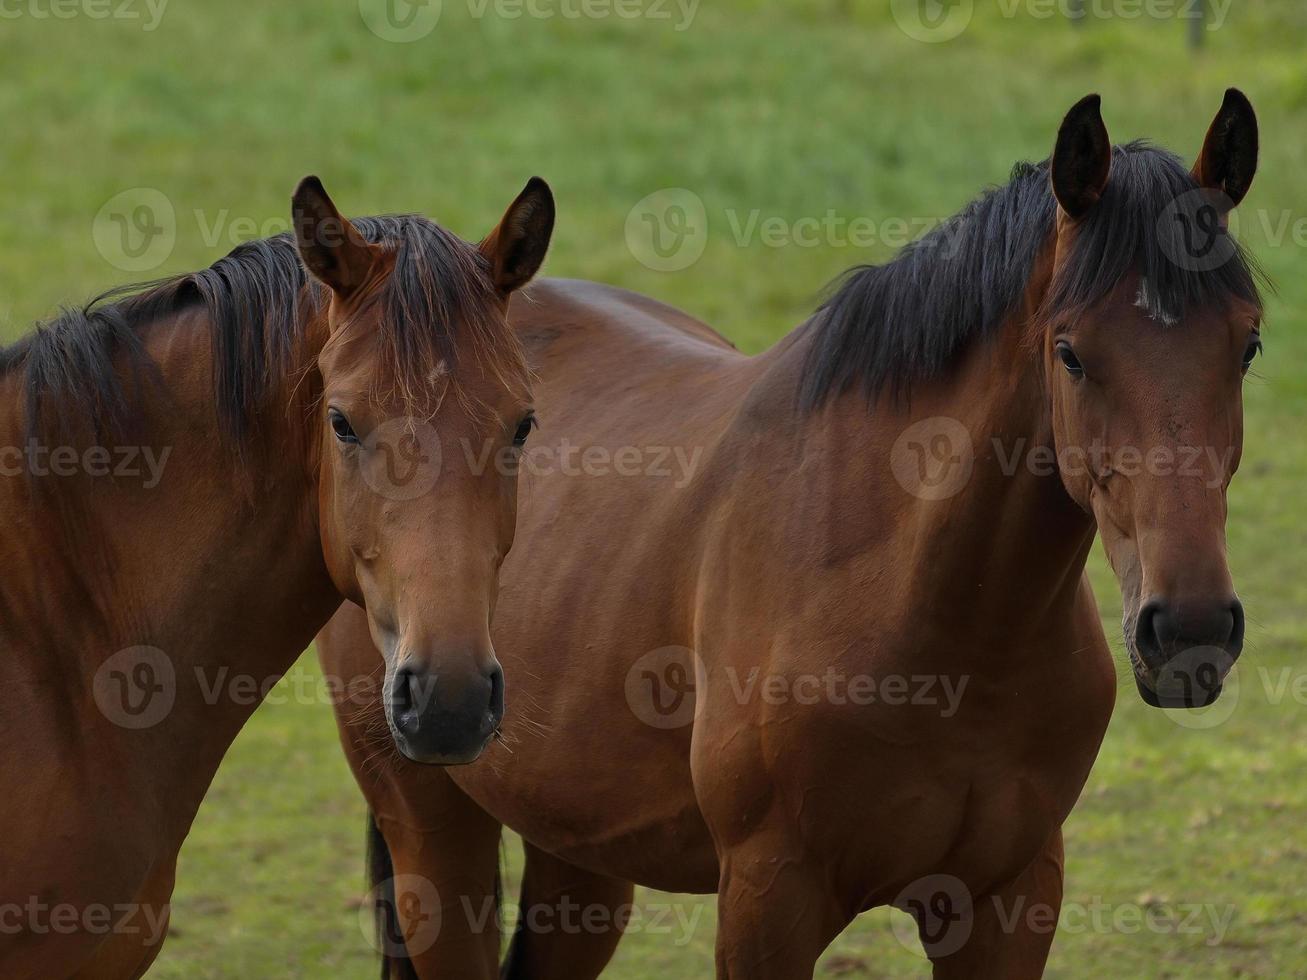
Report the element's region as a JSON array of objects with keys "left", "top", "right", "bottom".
[
  {"left": 328, "top": 408, "right": 359, "bottom": 445},
  {"left": 1242, "top": 337, "right": 1262, "bottom": 372},
  {"left": 1056, "top": 342, "right": 1085, "bottom": 379},
  {"left": 513, "top": 413, "right": 536, "bottom": 448}
]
